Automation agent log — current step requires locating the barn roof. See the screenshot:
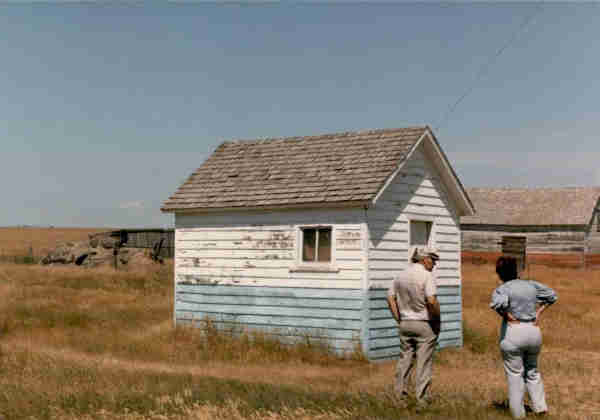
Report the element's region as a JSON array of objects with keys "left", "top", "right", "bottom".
[
  {"left": 161, "top": 126, "right": 474, "bottom": 215},
  {"left": 461, "top": 187, "right": 600, "bottom": 226}
]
